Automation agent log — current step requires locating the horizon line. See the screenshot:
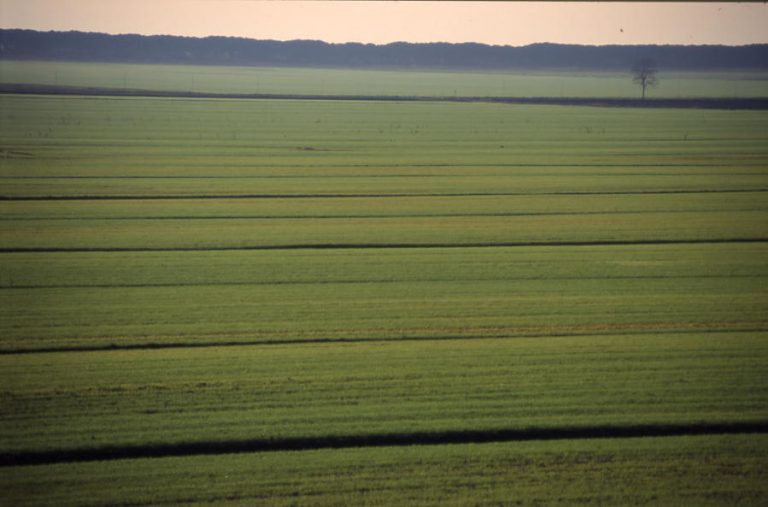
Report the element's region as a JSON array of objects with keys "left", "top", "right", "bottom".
[{"left": 2, "top": 27, "right": 766, "bottom": 49}]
